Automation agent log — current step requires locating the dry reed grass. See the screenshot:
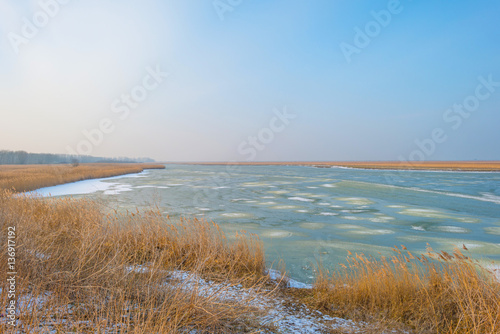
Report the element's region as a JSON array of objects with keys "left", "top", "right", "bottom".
[
  {"left": 0, "top": 163, "right": 165, "bottom": 193},
  {"left": 189, "top": 161, "right": 500, "bottom": 171},
  {"left": 2, "top": 164, "right": 499, "bottom": 333},
  {"left": 304, "top": 246, "right": 500, "bottom": 333},
  {"left": 0, "top": 189, "right": 268, "bottom": 333}
]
